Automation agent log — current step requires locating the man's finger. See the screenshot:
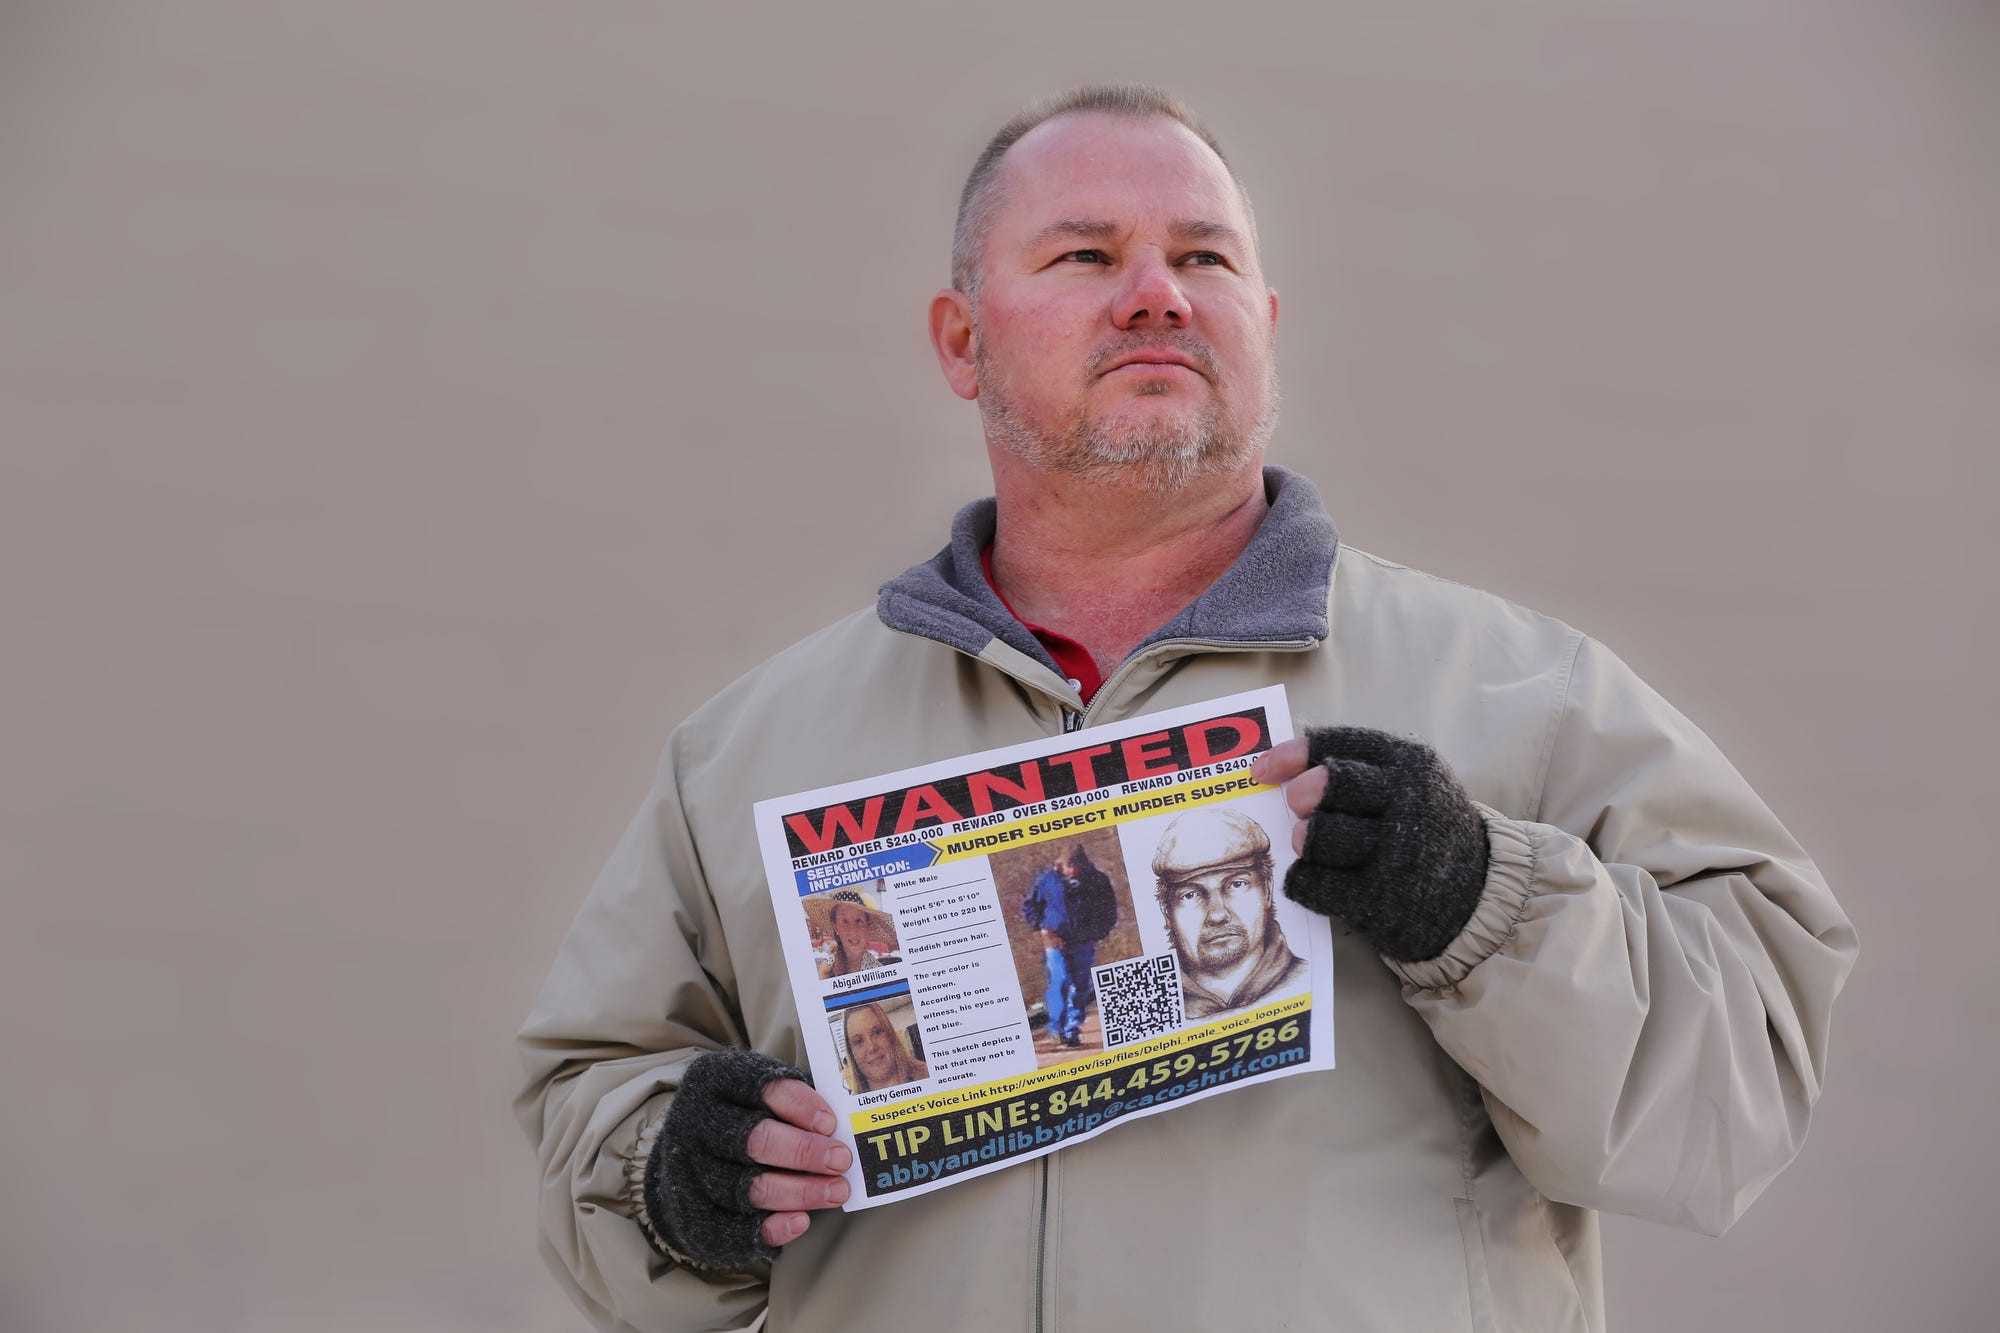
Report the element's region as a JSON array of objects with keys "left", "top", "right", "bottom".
[
  {"left": 1250, "top": 737, "right": 1312, "bottom": 786},
  {"left": 761, "top": 1210, "right": 811, "bottom": 1248},
  {"left": 762, "top": 1077, "right": 836, "bottom": 1136},
  {"left": 747, "top": 1168, "right": 852, "bottom": 1213},
  {"left": 1282, "top": 763, "right": 1330, "bottom": 818},
  {"left": 746, "top": 1117, "right": 852, "bottom": 1175},
  {"left": 1319, "top": 757, "right": 1392, "bottom": 816}
]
